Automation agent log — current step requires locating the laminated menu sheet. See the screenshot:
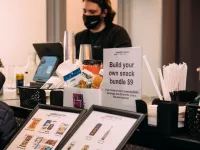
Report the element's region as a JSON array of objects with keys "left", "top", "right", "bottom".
[
  {"left": 5, "top": 105, "right": 86, "bottom": 150},
  {"left": 57, "top": 105, "right": 145, "bottom": 150}
]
